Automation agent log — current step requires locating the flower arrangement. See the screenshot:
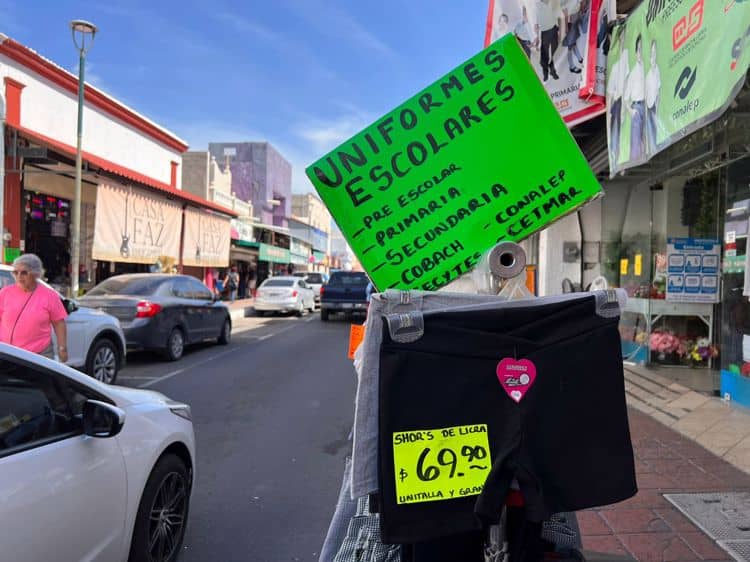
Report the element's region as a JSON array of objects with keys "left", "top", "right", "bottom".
[
  {"left": 648, "top": 331, "right": 719, "bottom": 365},
  {"left": 685, "top": 338, "right": 719, "bottom": 365},
  {"left": 649, "top": 331, "right": 680, "bottom": 354}
]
